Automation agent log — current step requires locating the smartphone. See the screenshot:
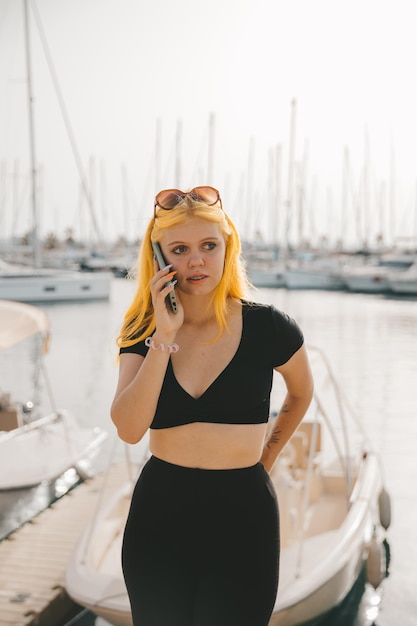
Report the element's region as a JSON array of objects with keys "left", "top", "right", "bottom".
[{"left": 152, "top": 242, "right": 178, "bottom": 313}]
